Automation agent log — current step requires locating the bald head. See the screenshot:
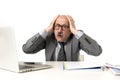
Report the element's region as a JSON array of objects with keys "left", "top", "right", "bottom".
[
  {"left": 55, "top": 15, "right": 69, "bottom": 26},
  {"left": 57, "top": 15, "right": 68, "bottom": 20}
]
